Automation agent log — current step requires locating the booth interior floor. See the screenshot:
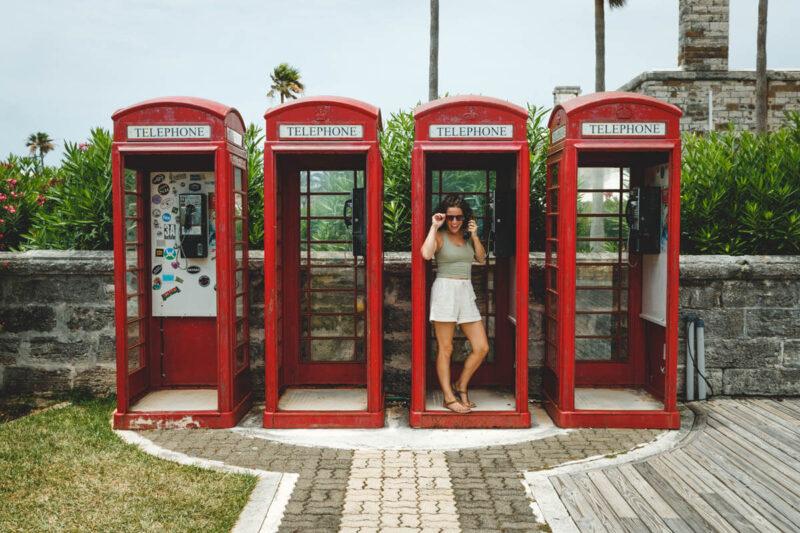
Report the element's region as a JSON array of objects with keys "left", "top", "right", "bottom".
[
  {"left": 426, "top": 388, "right": 515, "bottom": 411},
  {"left": 278, "top": 388, "right": 368, "bottom": 411},
  {"left": 574, "top": 387, "right": 663, "bottom": 410},
  {"left": 129, "top": 389, "right": 218, "bottom": 412}
]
